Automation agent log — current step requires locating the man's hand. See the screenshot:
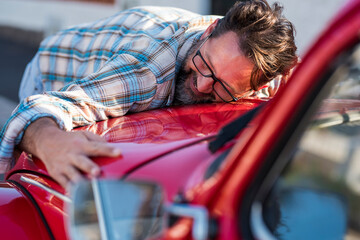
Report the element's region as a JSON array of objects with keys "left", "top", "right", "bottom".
[{"left": 18, "top": 118, "right": 121, "bottom": 187}]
